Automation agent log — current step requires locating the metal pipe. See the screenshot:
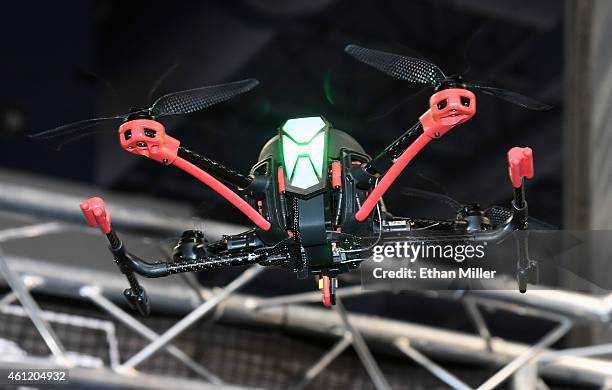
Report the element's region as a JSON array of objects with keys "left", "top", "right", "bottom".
[
  {"left": 288, "top": 333, "right": 353, "bottom": 390},
  {"left": 0, "top": 179, "right": 244, "bottom": 238},
  {"left": 334, "top": 298, "right": 391, "bottom": 390},
  {"left": 232, "top": 299, "right": 612, "bottom": 387},
  {"left": 250, "top": 285, "right": 378, "bottom": 309},
  {"left": 540, "top": 343, "right": 612, "bottom": 361},
  {"left": 431, "top": 285, "right": 612, "bottom": 323},
  {"left": 0, "top": 247, "right": 67, "bottom": 362},
  {"left": 477, "top": 318, "right": 573, "bottom": 390},
  {"left": 0, "top": 275, "right": 41, "bottom": 310},
  {"left": 395, "top": 338, "right": 472, "bottom": 390},
  {"left": 472, "top": 291, "right": 612, "bottom": 323},
  {"left": 0, "top": 222, "right": 66, "bottom": 243},
  {"left": 81, "top": 286, "right": 223, "bottom": 384},
  {"left": 511, "top": 364, "right": 538, "bottom": 390},
  {"left": 0, "top": 357, "right": 247, "bottom": 390},
  {"left": 3, "top": 255, "right": 612, "bottom": 387},
  {"left": 0, "top": 303, "right": 121, "bottom": 369},
  {"left": 463, "top": 299, "right": 493, "bottom": 352},
  {"left": 120, "top": 265, "right": 264, "bottom": 369}
]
